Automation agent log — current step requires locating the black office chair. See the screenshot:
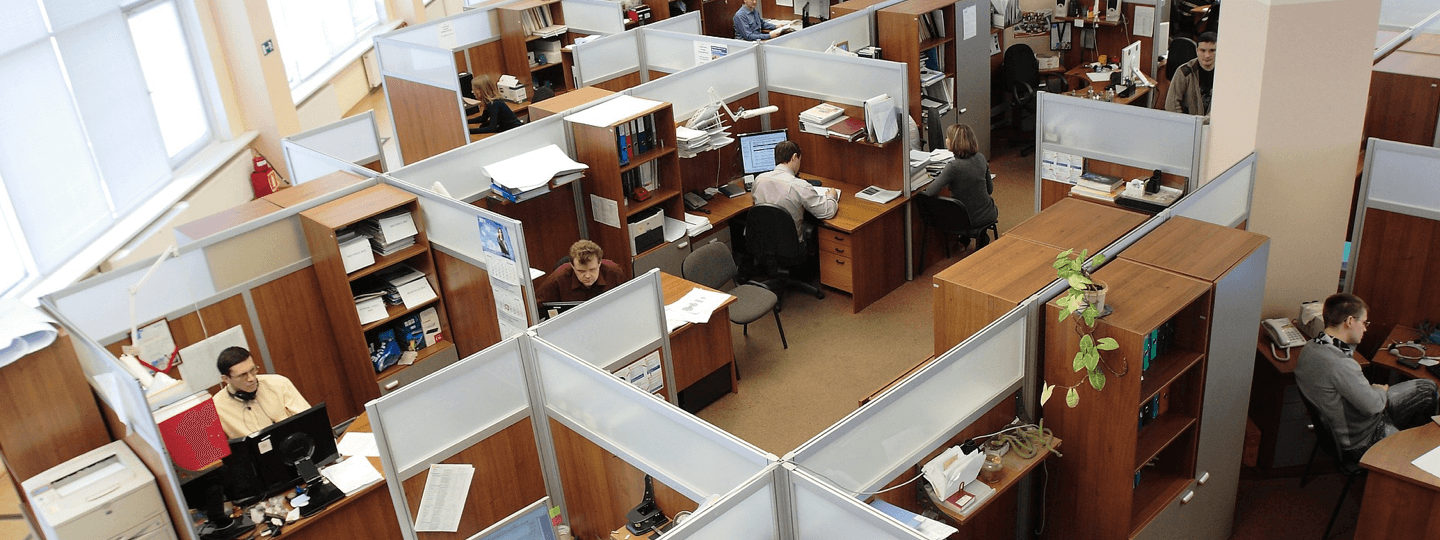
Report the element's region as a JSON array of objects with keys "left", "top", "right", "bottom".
[
  {"left": 1297, "top": 391, "right": 1366, "bottom": 540},
  {"left": 913, "top": 194, "right": 998, "bottom": 271},
  {"left": 1165, "top": 38, "right": 1198, "bottom": 82},
  {"left": 744, "top": 204, "right": 825, "bottom": 304},
  {"left": 1001, "top": 44, "right": 1065, "bottom": 156},
  {"left": 682, "top": 242, "right": 787, "bottom": 350}
]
